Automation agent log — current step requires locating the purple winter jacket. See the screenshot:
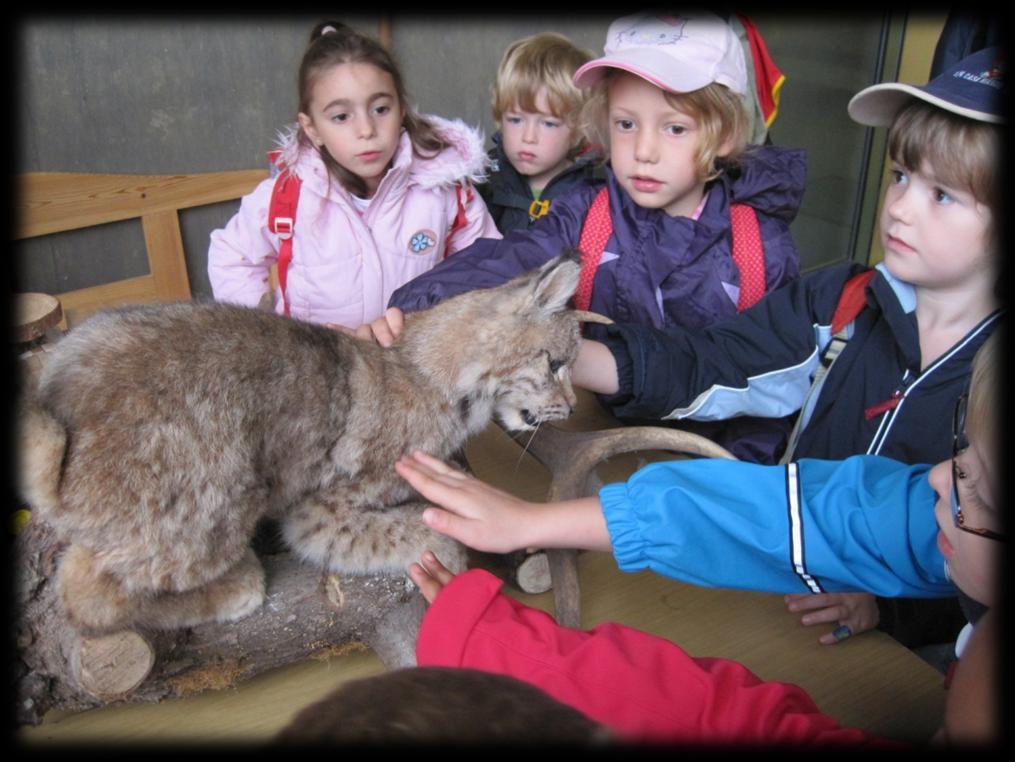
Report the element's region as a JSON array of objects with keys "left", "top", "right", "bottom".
[{"left": 389, "top": 144, "right": 806, "bottom": 335}]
